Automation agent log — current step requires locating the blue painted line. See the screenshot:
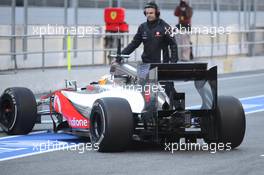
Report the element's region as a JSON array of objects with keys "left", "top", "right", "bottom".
[
  {"left": 187, "top": 95, "right": 264, "bottom": 115},
  {"left": 240, "top": 95, "right": 264, "bottom": 114},
  {"left": 0, "top": 132, "right": 81, "bottom": 161}
]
